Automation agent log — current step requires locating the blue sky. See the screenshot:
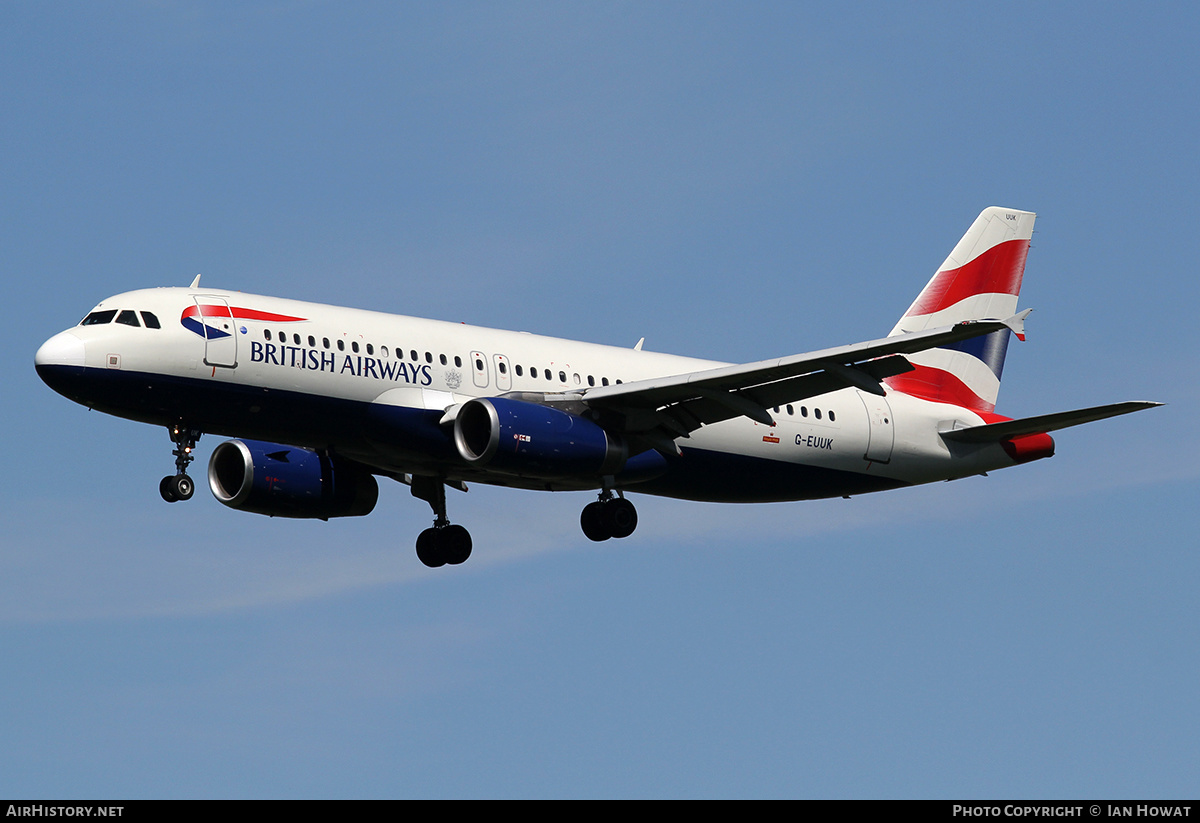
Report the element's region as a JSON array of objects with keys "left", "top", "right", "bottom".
[{"left": 2, "top": 2, "right": 1196, "bottom": 798}]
